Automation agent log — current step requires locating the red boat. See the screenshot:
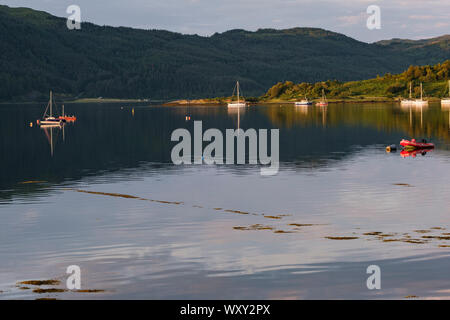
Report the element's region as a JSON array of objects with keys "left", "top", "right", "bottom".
[
  {"left": 58, "top": 115, "right": 77, "bottom": 122},
  {"left": 400, "top": 139, "right": 434, "bottom": 149},
  {"left": 58, "top": 105, "right": 77, "bottom": 122}
]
